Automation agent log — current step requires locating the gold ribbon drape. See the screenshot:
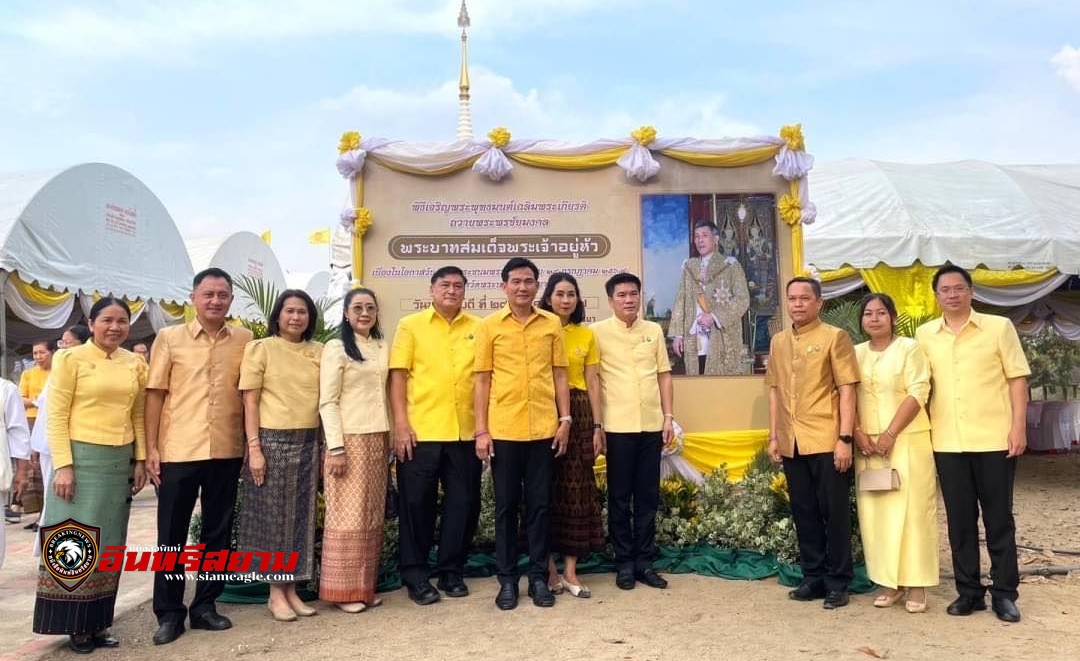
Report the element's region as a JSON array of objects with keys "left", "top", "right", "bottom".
[
  {"left": 820, "top": 263, "right": 1061, "bottom": 317},
  {"left": 594, "top": 429, "right": 769, "bottom": 482},
  {"left": 9, "top": 273, "right": 73, "bottom": 306}
]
